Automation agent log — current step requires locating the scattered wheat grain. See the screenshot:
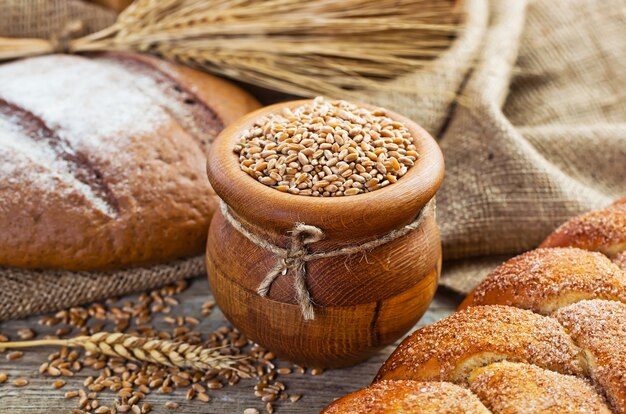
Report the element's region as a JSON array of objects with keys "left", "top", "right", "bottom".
[{"left": 12, "top": 378, "right": 28, "bottom": 387}]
